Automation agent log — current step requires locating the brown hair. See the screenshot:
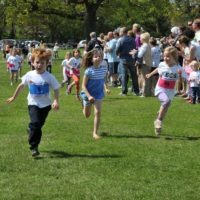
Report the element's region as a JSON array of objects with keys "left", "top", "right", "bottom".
[
  {"left": 178, "top": 35, "right": 191, "bottom": 46},
  {"left": 72, "top": 48, "right": 81, "bottom": 57},
  {"left": 82, "top": 49, "right": 103, "bottom": 68},
  {"left": 149, "top": 37, "right": 157, "bottom": 46},
  {"left": 31, "top": 48, "right": 52, "bottom": 63}
]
